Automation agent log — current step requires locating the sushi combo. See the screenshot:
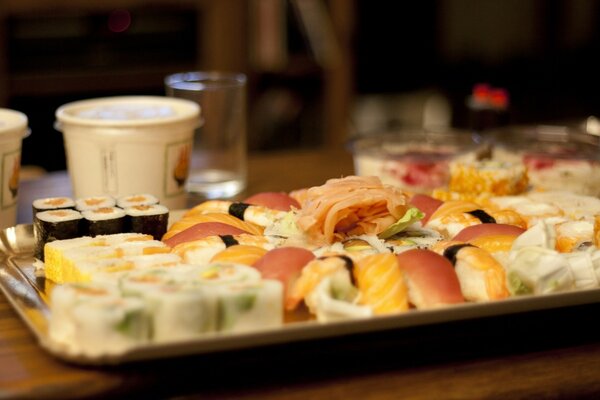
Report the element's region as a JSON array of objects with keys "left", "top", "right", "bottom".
[{"left": 36, "top": 172, "right": 600, "bottom": 356}]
